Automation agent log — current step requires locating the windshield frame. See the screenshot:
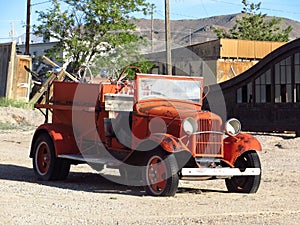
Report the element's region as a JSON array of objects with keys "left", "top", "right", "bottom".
[{"left": 134, "top": 74, "right": 203, "bottom": 104}]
